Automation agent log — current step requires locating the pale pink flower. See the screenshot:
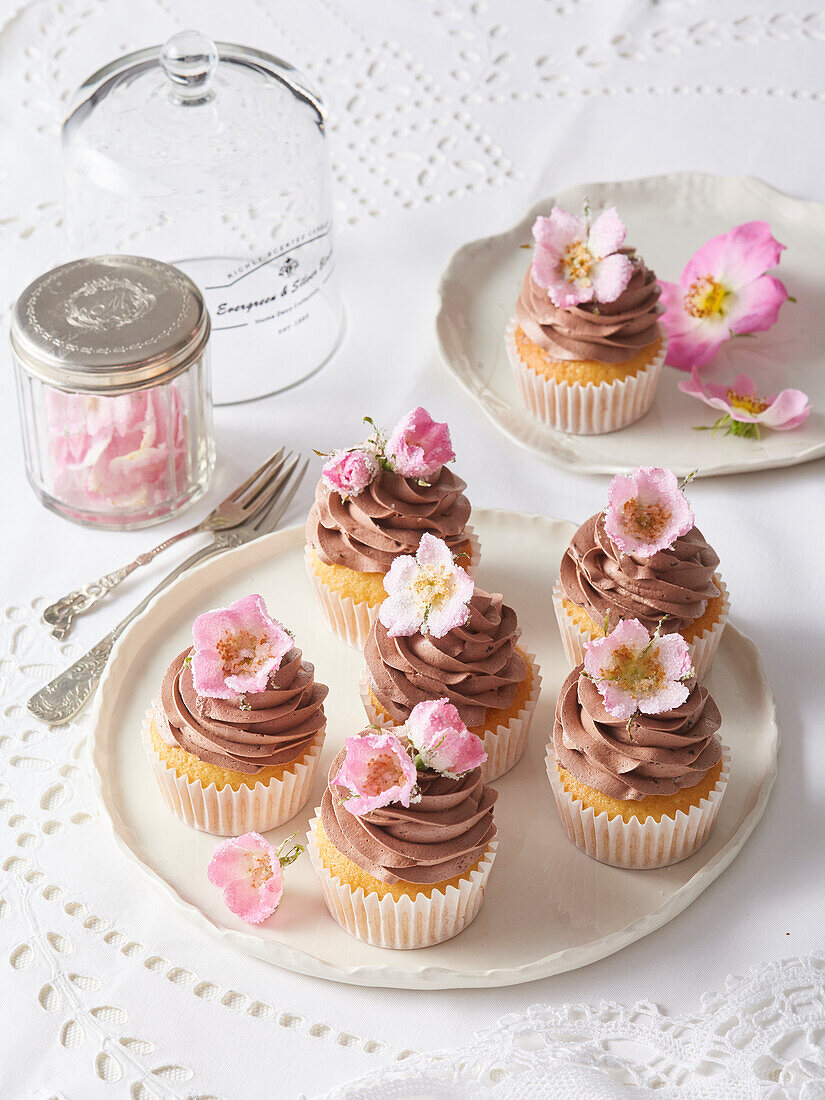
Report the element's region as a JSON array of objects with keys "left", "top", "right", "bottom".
[
  {"left": 604, "top": 466, "right": 694, "bottom": 559},
  {"left": 583, "top": 619, "right": 694, "bottom": 722},
  {"left": 660, "top": 221, "right": 789, "bottom": 372},
  {"left": 207, "top": 832, "right": 283, "bottom": 924},
  {"left": 191, "top": 594, "right": 292, "bottom": 699},
  {"left": 406, "top": 699, "right": 486, "bottom": 778},
  {"left": 386, "top": 407, "right": 455, "bottom": 480},
  {"left": 321, "top": 447, "right": 379, "bottom": 499},
  {"left": 379, "top": 533, "right": 474, "bottom": 639},
  {"left": 679, "top": 369, "right": 810, "bottom": 439},
  {"left": 332, "top": 732, "right": 418, "bottom": 816},
  {"left": 531, "top": 206, "right": 633, "bottom": 309}
]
